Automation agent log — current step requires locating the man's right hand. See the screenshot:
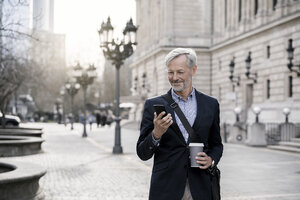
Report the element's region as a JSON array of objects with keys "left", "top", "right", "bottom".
[{"left": 153, "top": 112, "right": 173, "bottom": 139}]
